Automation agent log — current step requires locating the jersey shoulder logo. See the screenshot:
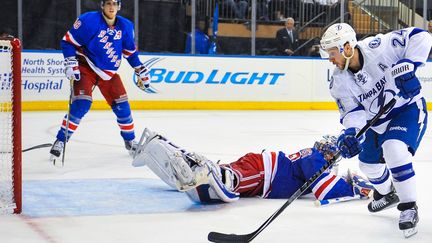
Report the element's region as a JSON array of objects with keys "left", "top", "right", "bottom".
[
  {"left": 299, "top": 148, "right": 312, "bottom": 157},
  {"left": 368, "top": 37, "right": 381, "bottom": 49},
  {"left": 73, "top": 19, "right": 82, "bottom": 29},
  {"left": 288, "top": 152, "right": 301, "bottom": 162},
  {"left": 288, "top": 149, "right": 313, "bottom": 162},
  {"left": 354, "top": 71, "right": 369, "bottom": 86}
]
